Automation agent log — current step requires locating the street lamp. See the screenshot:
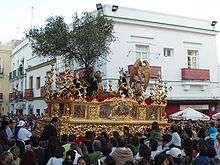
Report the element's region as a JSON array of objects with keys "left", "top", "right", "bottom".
[
  {"left": 96, "top": 3, "right": 103, "bottom": 11},
  {"left": 112, "top": 5, "right": 118, "bottom": 12},
  {"left": 211, "top": 21, "right": 217, "bottom": 27}
]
